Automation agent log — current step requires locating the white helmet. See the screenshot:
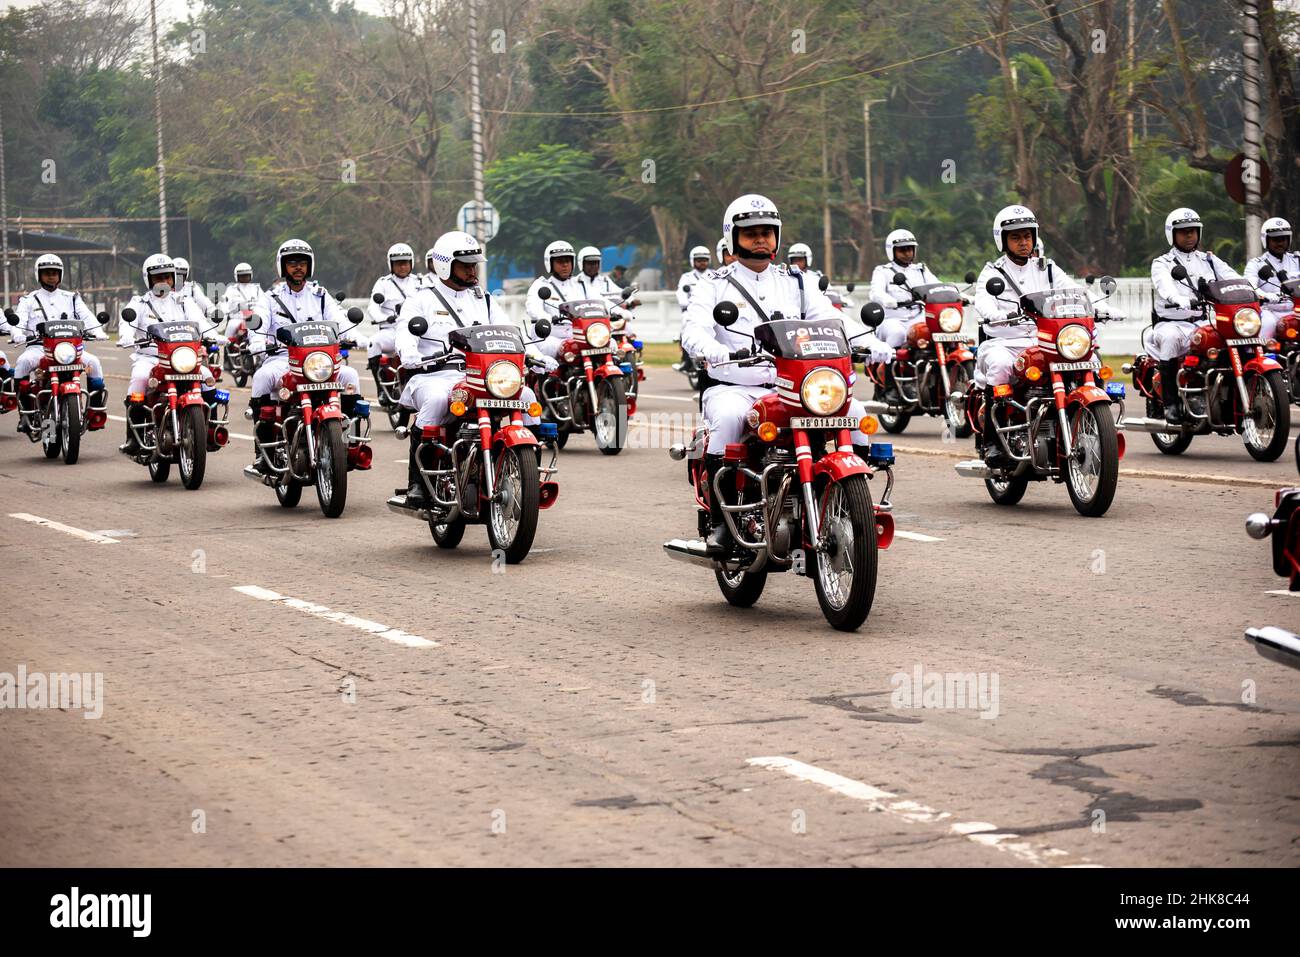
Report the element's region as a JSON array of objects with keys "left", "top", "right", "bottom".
[
  {"left": 993, "top": 205, "right": 1038, "bottom": 252},
  {"left": 172, "top": 257, "right": 190, "bottom": 281},
  {"left": 1261, "top": 216, "right": 1292, "bottom": 248},
  {"left": 716, "top": 238, "right": 727, "bottom": 262},
  {"left": 428, "top": 230, "right": 485, "bottom": 282},
  {"left": 387, "top": 242, "right": 414, "bottom": 268},
  {"left": 142, "top": 253, "right": 176, "bottom": 292},
  {"left": 276, "top": 238, "right": 314, "bottom": 279},
  {"left": 34, "top": 253, "right": 64, "bottom": 284},
  {"left": 424, "top": 247, "right": 437, "bottom": 270},
  {"left": 885, "top": 228, "right": 918, "bottom": 257},
  {"left": 722, "top": 193, "right": 781, "bottom": 257},
  {"left": 787, "top": 242, "right": 813, "bottom": 267},
  {"left": 233, "top": 262, "right": 253, "bottom": 280},
  {"left": 1164, "top": 207, "right": 1202, "bottom": 247},
  {"left": 544, "top": 240, "right": 575, "bottom": 273},
  {"left": 578, "top": 245, "right": 602, "bottom": 266},
  {"left": 689, "top": 245, "right": 711, "bottom": 265}
]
